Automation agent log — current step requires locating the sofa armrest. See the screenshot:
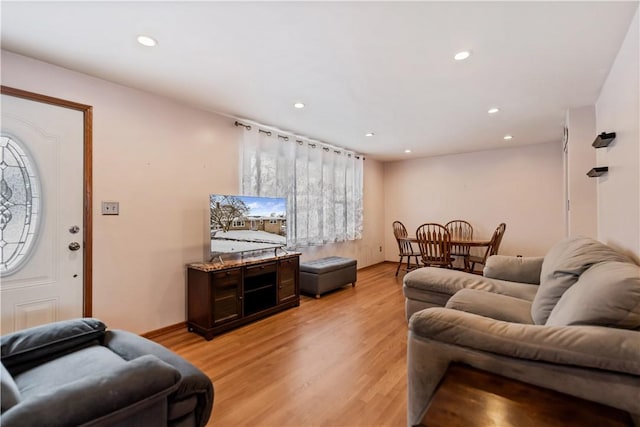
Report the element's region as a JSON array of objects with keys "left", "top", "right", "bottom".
[
  {"left": 104, "top": 330, "right": 213, "bottom": 426},
  {"left": 0, "top": 355, "right": 180, "bottom": 427},
  {"left": 409, "top": 308, "right": 640, "bottom": 375},
  {"left": 483, "top": 255, "right": 543, "bottom": 284},
  {"left": 1, "top": 318, "right": 106, "bottom": 371}
]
